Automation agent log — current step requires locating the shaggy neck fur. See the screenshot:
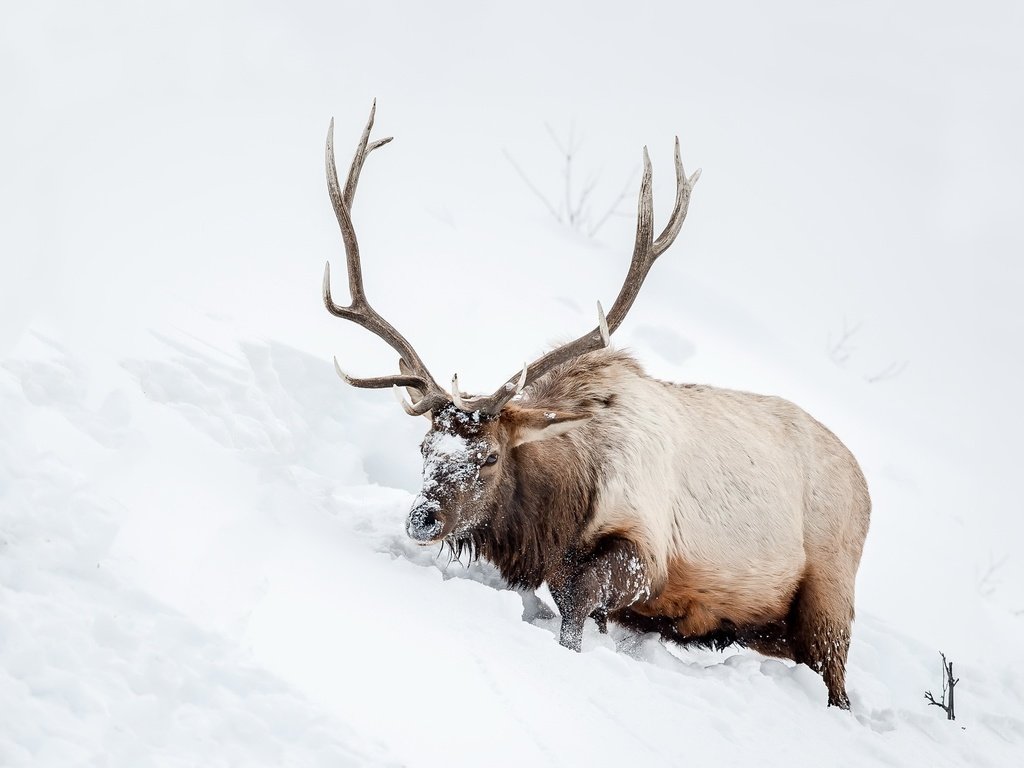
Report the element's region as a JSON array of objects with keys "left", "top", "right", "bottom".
[
  {"left": 473, "top": 440, "right": 599, "bottom": 589},
  {"left": 462, "top": 351, "right": 640, "bottom": 587}
]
